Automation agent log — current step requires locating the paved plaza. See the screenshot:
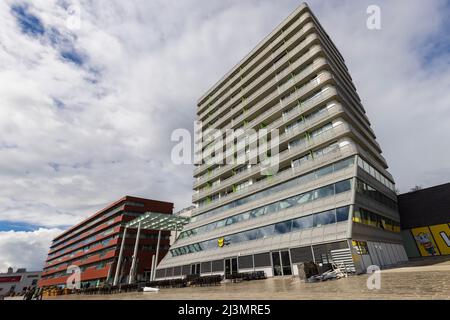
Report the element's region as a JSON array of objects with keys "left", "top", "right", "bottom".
[{"left": 41, "top": 258, "right": 450, "bottom": 300}]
